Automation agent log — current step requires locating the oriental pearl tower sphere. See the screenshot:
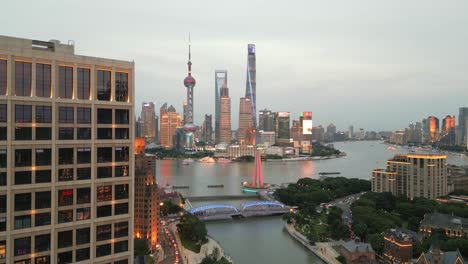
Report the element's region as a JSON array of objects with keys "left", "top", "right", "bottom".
[{"left": 183, "top": 38, "right": 196, "bottom": 148}]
